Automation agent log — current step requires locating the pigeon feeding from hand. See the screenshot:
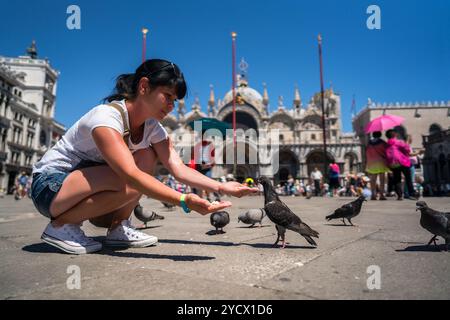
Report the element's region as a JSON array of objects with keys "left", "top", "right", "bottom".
[
  {"left": 416, "top": 201, "right": 450, "bottom": 251},
  {"left": 326, "top": 195, "right": 366, "bottom": 226},
  {"left": 257, "top": 176, "right": 319, "bottom": 248},
  {"left": 210, "top": 211, "right": 230, "bottom": 234},
  {"left": 133, "top": 203, "right": 164, "bottom": 228},
  {"left": 238, "top": 209, "right": 265, "bottom": 227}
]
